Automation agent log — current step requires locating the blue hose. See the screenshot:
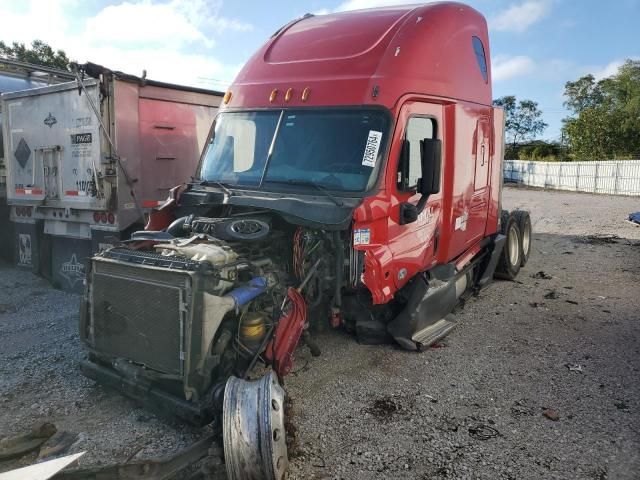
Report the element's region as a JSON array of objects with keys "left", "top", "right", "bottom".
[{"left": 225, "top": 277, "right": 267, "bottom": 307}]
